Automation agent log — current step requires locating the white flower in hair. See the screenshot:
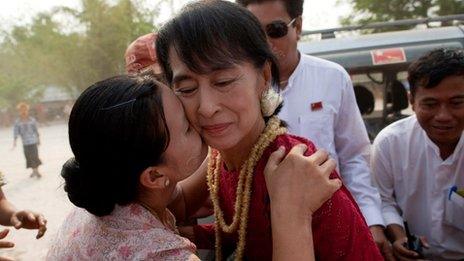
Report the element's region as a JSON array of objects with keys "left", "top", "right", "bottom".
[{"left": 260, "top": 86, "right": 283, "bottom": 117}]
